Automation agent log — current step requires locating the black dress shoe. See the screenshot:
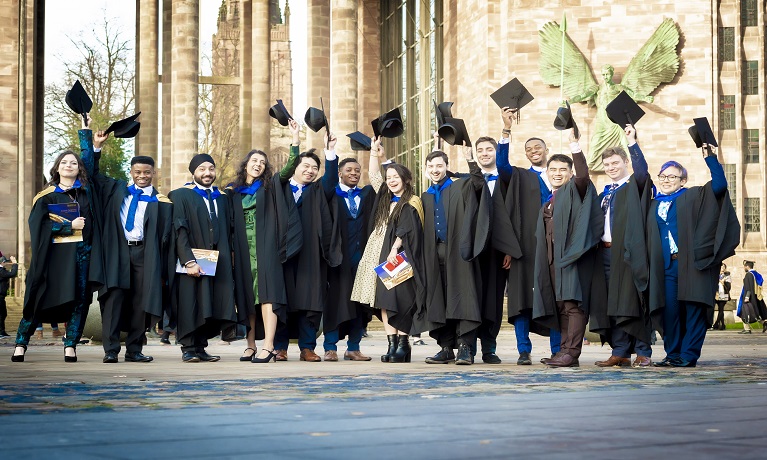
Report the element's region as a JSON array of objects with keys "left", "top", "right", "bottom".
[
  {"left": 125, "top": 351, "right": 153, "bottom": 362},
  {"left": 103, "top": 352, "right": 119, "bottom": 363},
  {"left": 196, "top": 350, "right": 221, "bottom": 362},
  {"left": 425, "top": 346, "right": 455, "bottom": 364},
  {"left": 182, "top": 351, "right": 200, "bottom": 362},
  {"left": 482, "top": 352, "right": 502, "bottom": 364},
  {"left": 517, "top": 352, "right": 532, "bottom": 365},
  {"left": 670, "top": 358, "right": 696, "bottom": 367},
  {"left": 455, "top": 343, "right": 473, "bottom": 365},
  {"left": 652, "top": 356, "right": 680, "bottom": 367}
]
